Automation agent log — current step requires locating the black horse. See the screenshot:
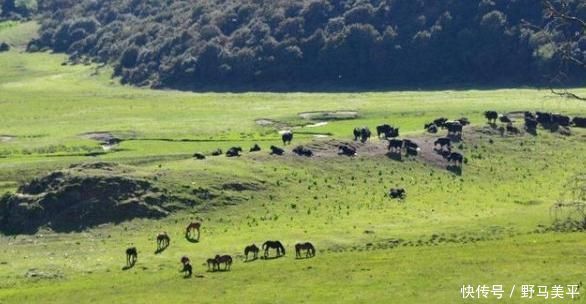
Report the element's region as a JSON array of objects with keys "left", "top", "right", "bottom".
[
  {"left": 282, "top": 131, "right": 293, "bottom": 145},
  {"left": 263, "top": 240, "right": 286, "bottom": 258},
  {"left": 244, "top": 244, "right": 260, "bottom": 261},
  {"left": 181, "top": 262, "right": 192, "bottom": 278},
  {"left": 156, "top": 232, "right": 170, "bottom": 253},
  {"left": 207, "top": 258, "right": 219, "bottom": 272},
  {"left": 215, "top": 255, "right": 233, "bottom": 271},
  {"left": 126, "top": 247, "right": 137, "bottom": 267},
  {"left": 295, "top": 242, "right": 316, "bottom": 258}
]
